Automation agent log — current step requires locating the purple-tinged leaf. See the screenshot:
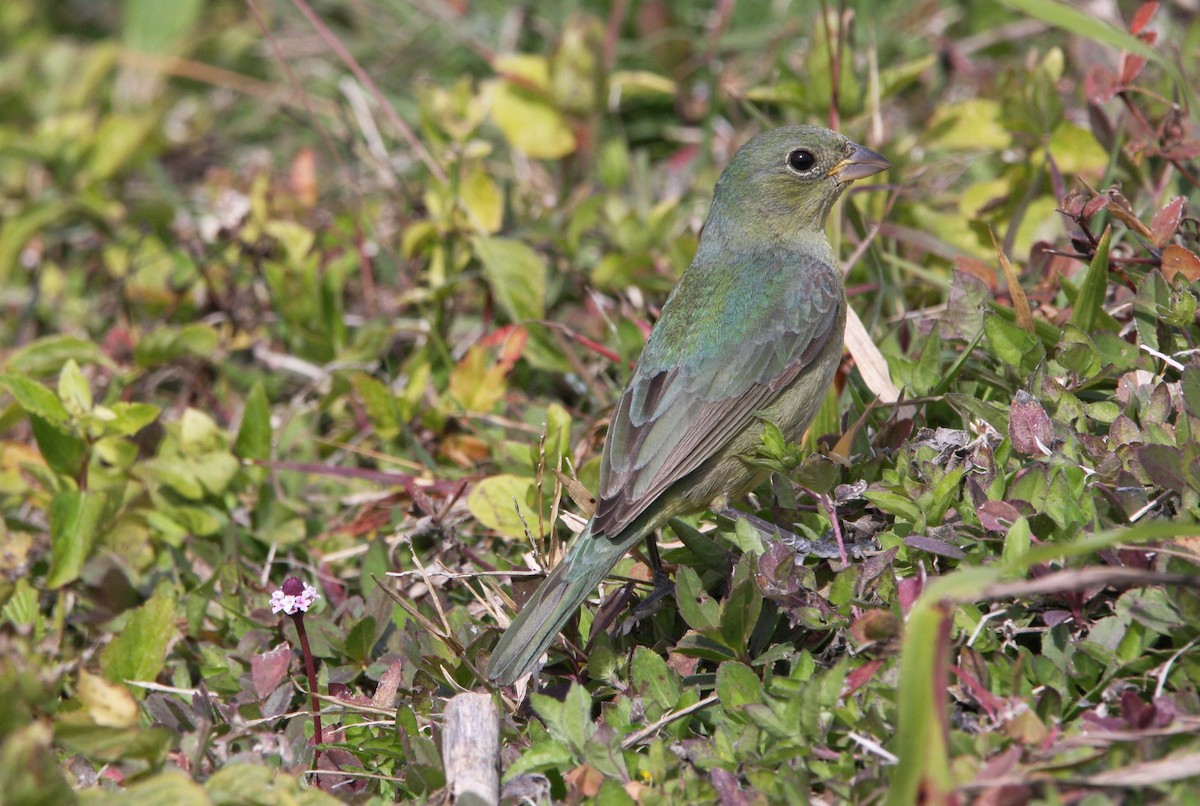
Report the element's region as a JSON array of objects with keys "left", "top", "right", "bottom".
[{"left": 1009, "top": 391, "right": 1055, "bottom": 456}]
